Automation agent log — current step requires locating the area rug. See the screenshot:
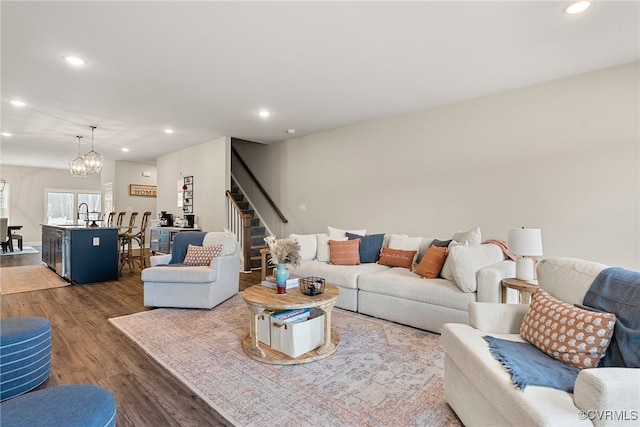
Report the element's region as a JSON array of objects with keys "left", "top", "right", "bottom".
[
  {"left": 0, "top": 264, "right": 68, "bottom": 295},
  {"left": 0, "top": 246, "right": 39, "bottom": 256},
  {"left": 109, "top": 294, "right": 461, "bottom": 427}
]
